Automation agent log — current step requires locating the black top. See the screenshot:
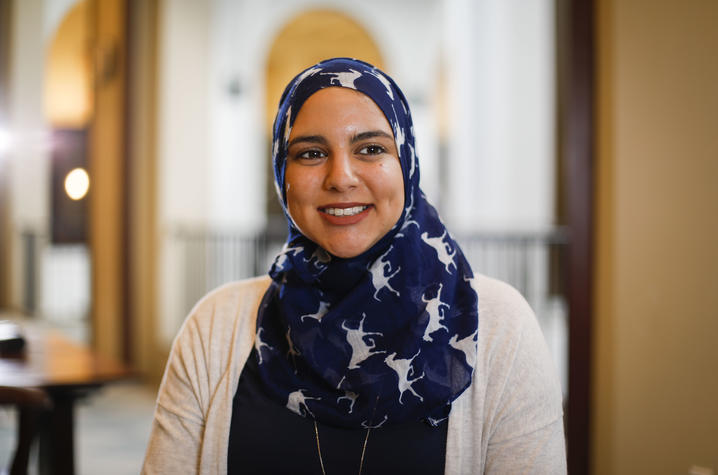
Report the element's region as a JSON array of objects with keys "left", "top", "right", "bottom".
[{"left": 227, "top": 349, "right": 448, "bottom": 475}]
